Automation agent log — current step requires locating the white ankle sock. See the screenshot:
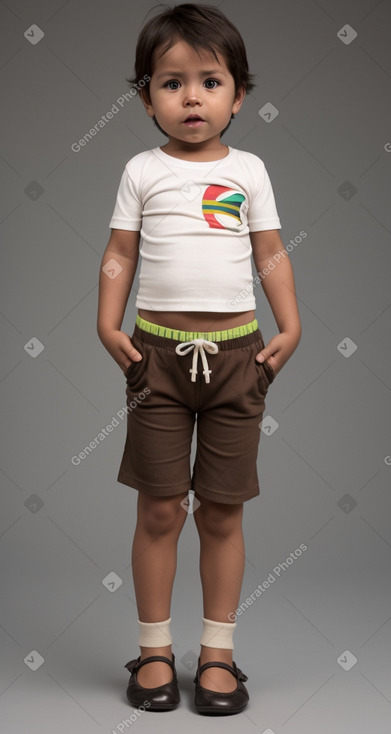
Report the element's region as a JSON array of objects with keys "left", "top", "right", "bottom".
[
  {"left": 137, "top": 617, "right": 173, "bottom": 648},
  {"left": 200, "top": 617, "right": 237, "bottom": 650}
]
